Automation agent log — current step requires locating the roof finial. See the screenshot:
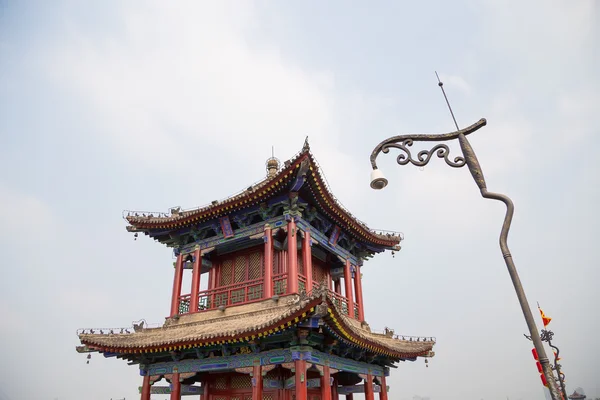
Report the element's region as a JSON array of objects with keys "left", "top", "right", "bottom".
[
  {"left": 302, "top": 136, "right": 310, "bottom": 152},
  {"left": 266, "top": 146, "right": 280, "bottom": 178}
]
